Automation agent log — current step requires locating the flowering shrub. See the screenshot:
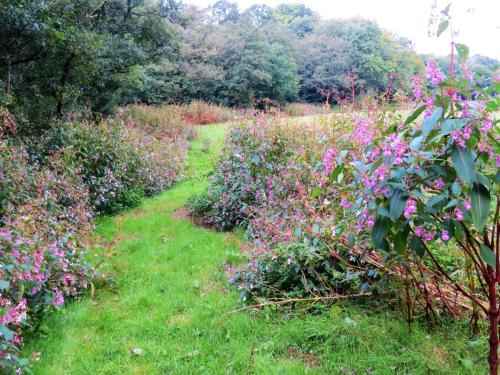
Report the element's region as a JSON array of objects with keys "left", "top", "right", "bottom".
[
  {"left": 191, "top": 112, "right": 389, "bottom": 300},
  {"left": 341, "top": 48, "right": 500, "bottom": 373},
  {"left": 33, "top": 114, "right": 189, "bottom": 214},
  {"left": 0, "top": 105, "right": 194, "bottom": 371},
  {"left": 199, "top": 37, "right": 498, "bottom": 375},
  {"left": 0, "top": 138, "right": 91, "bottom": 371}
]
